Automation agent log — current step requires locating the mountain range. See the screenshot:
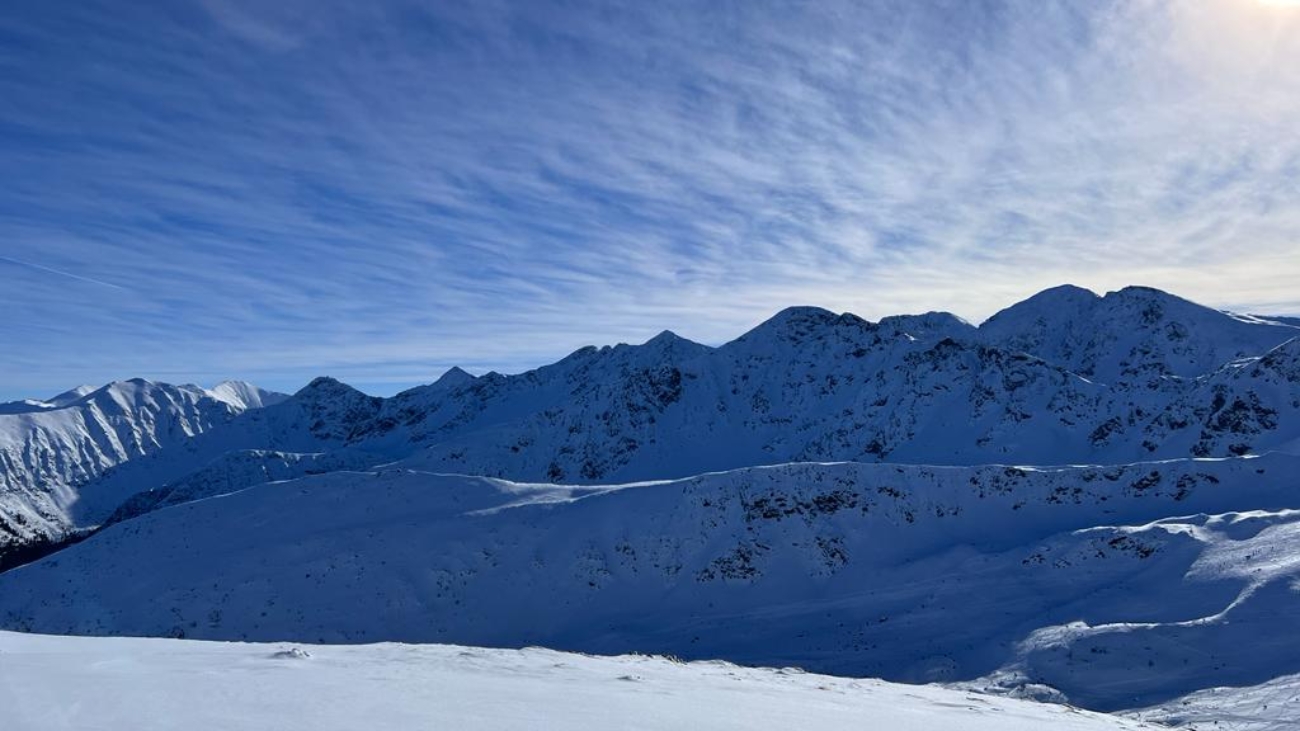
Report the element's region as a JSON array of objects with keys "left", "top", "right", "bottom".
[{"left": 2, "top": 284, "right": 1299, "bottom": 721}]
